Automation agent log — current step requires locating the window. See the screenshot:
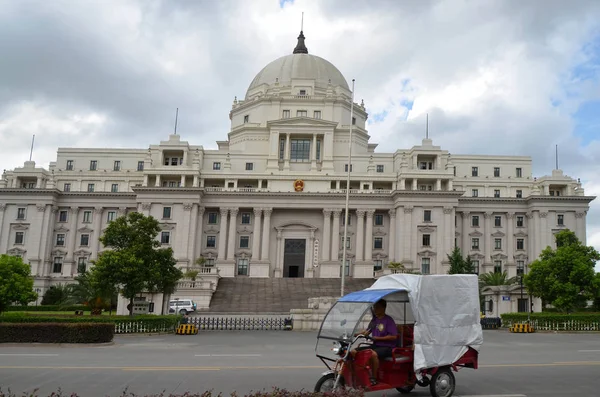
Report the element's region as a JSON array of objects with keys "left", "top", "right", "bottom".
[
  {"left": 66, "top": 160, "right": 74, "bottom": 170},
  {"left": 557, "top": 214, "right": 564, "bottom": 225},
  {"left": 494, "top": 261, "right": 502, "bottom": 273},
  {"left": 111, "top": 184, "right": 119, "bottom": 193},
  {"left": 64, "top": 183, "right": 71, "bottom": 192},
  {"left": 245, "top": 162, "right": 254, "bottom": 171},
  {"left": 423, "top": 210, "right": 432, "bottom": 222},
  {"left": 213, "top": 162, "right": 221, "bottom": 170},
  {"left": 161, "top": 231, "right": 170, "bottom": 245},
  {"left": 374, "top": 260, "right": 383, "bottom": 272},
  {"left": 371, "top": 237, "right": 383, "bottom": 250},
  {"left": 279, "top": 138, "right": 285, "bottom": 160},
  {"left": 87, "top": 184, "right": 95, "bottom": 192},
  {"left": 137, "top": 161, "right": 144, "bottom": 171},
  {"left": 59, "top": 210, "right": 68, "bottom": 222},
  {"left": 494, "top": 216, "right": 502, "bottom": 227},
  {"left": 422, "top": 234, "right": 431, "bottom": 246},
  {"left": 344, "top": 164, "right": 353, "bottom": 172},
  {"left": 472, "top": 215, "right": 479, "bottom": 227},
  {"left": 374, "top": 214, "right": 384, "bottom": 226},
  {"left": 164, "top": 157, "right": 170, "bottom": 166},
  {"left": 291, "top": 139, "right": 311, "bottom": 162},
  {"left": 516, "top": 168, "right": 522, "bottom": 178},
  {"left": 205, "top": 258, "right": 215, "bottom": 267},
  {"left": 472, "top": 238, "right": 479, "bottom": 250},
  {"left": 517, "top": 216, "right": 524, "bottom": 227},
  {"left": 77, "top": 257, "right": 87, "bottom": 273},
  {"left": 17, "top": 208, "right": 26, "bottom": 220},
  {"left": 341, "top": 260, "right": 351, "bottom": 277},
  {"left": 206, "top": 236, "right": 216, "bottom": 248},
  {"left": 472, "top": 189, "right": 479, "bottom": 197},
  {"left": 107, "top": 211, "right": 116, "bottom": 222},
  {"left": 316, "top": 140, "right": 321, "bottom": 161},
  {"left": 241, "top": 212, "right": 251, "bottom": 224},
  {"left": 472, "top": 167, "right": 478, "bottom": 177},
  {"left": 80, "top": 234, "right": 89, "bottom": 246},
  {"left": 243, "top": 115, "right": 249, "bottom": 123},
  {"left": 282, "top": 110, "right": 290, "bottom": 119},
  {"left": 341, "top": 236, "right": 351, "bottom": 249},
  {"left": 517, "top": 238, "right": 524, "bottom": 250},
  {"left": 495, "top": 238, "right": 502, "bottom": 250},
  {"left": 421, "top": 258, "right": 430, "bottom": 275},
  {"left": 314, "top": 110, "right": 321, "bottom": 119},
  {"left": 56, "top": 234, "right": 65, "bottom": 246},
  {"left": 113, "top": 161, "right": 121, "bottom": 171},
  {"left": 83, "top": 211, "right": 92, "bottom": 223},
  {"left": 237, "top": 258, "right": 249, "bottom": 276},
  {"left": 376, "top": 165, "right": 384, "bottom": 173},
  {"left": 516, "top": 261, "right": 525, "bottom": 276},
  {"left": 472, "top": 260, "right": 480, "bottom": 275},
  {"left": 53, "top": 257, "right": 63, "bottom": 273},
  {"left": 299, "top": 89, "right": 307, "bottom": 96},
  {"left": 352, "top": 117, "right": 356, "bottom": 125},
  {"left": 516, "top": 190, "right": 523, "bottom": 198},
  {"left": 208, "top": 212, "right": 218, "bottom": 224},
  {"left": 494, "top": 190, "right": 500, "bottom": 198},
  {"left": 239, "top": 236, "right": 249, "bottom": 248},
  {"left": 494, "top": 167, "right": 500, "bottom": 177},
  {"left": 15, "top": 232, "right": 24, "bottom": 244},
  {"left": 341, "top": 212, "right": 351, "bottom": 225},
  {"left": 89, "top": 160, "right": 97, "bottom": 171},
  {"left": 163, "top": 207, "right": 171, "bottom": 219},
  {"left": 297, "top": 110, "right": 307, "bottom": 117}
]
